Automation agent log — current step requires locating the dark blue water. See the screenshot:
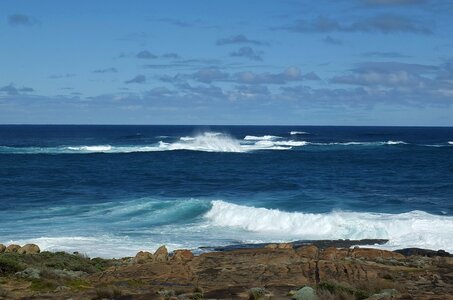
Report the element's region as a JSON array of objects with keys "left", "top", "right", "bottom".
[{"left": 1, "top": 125, "right": 452, "bottom": 257}]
